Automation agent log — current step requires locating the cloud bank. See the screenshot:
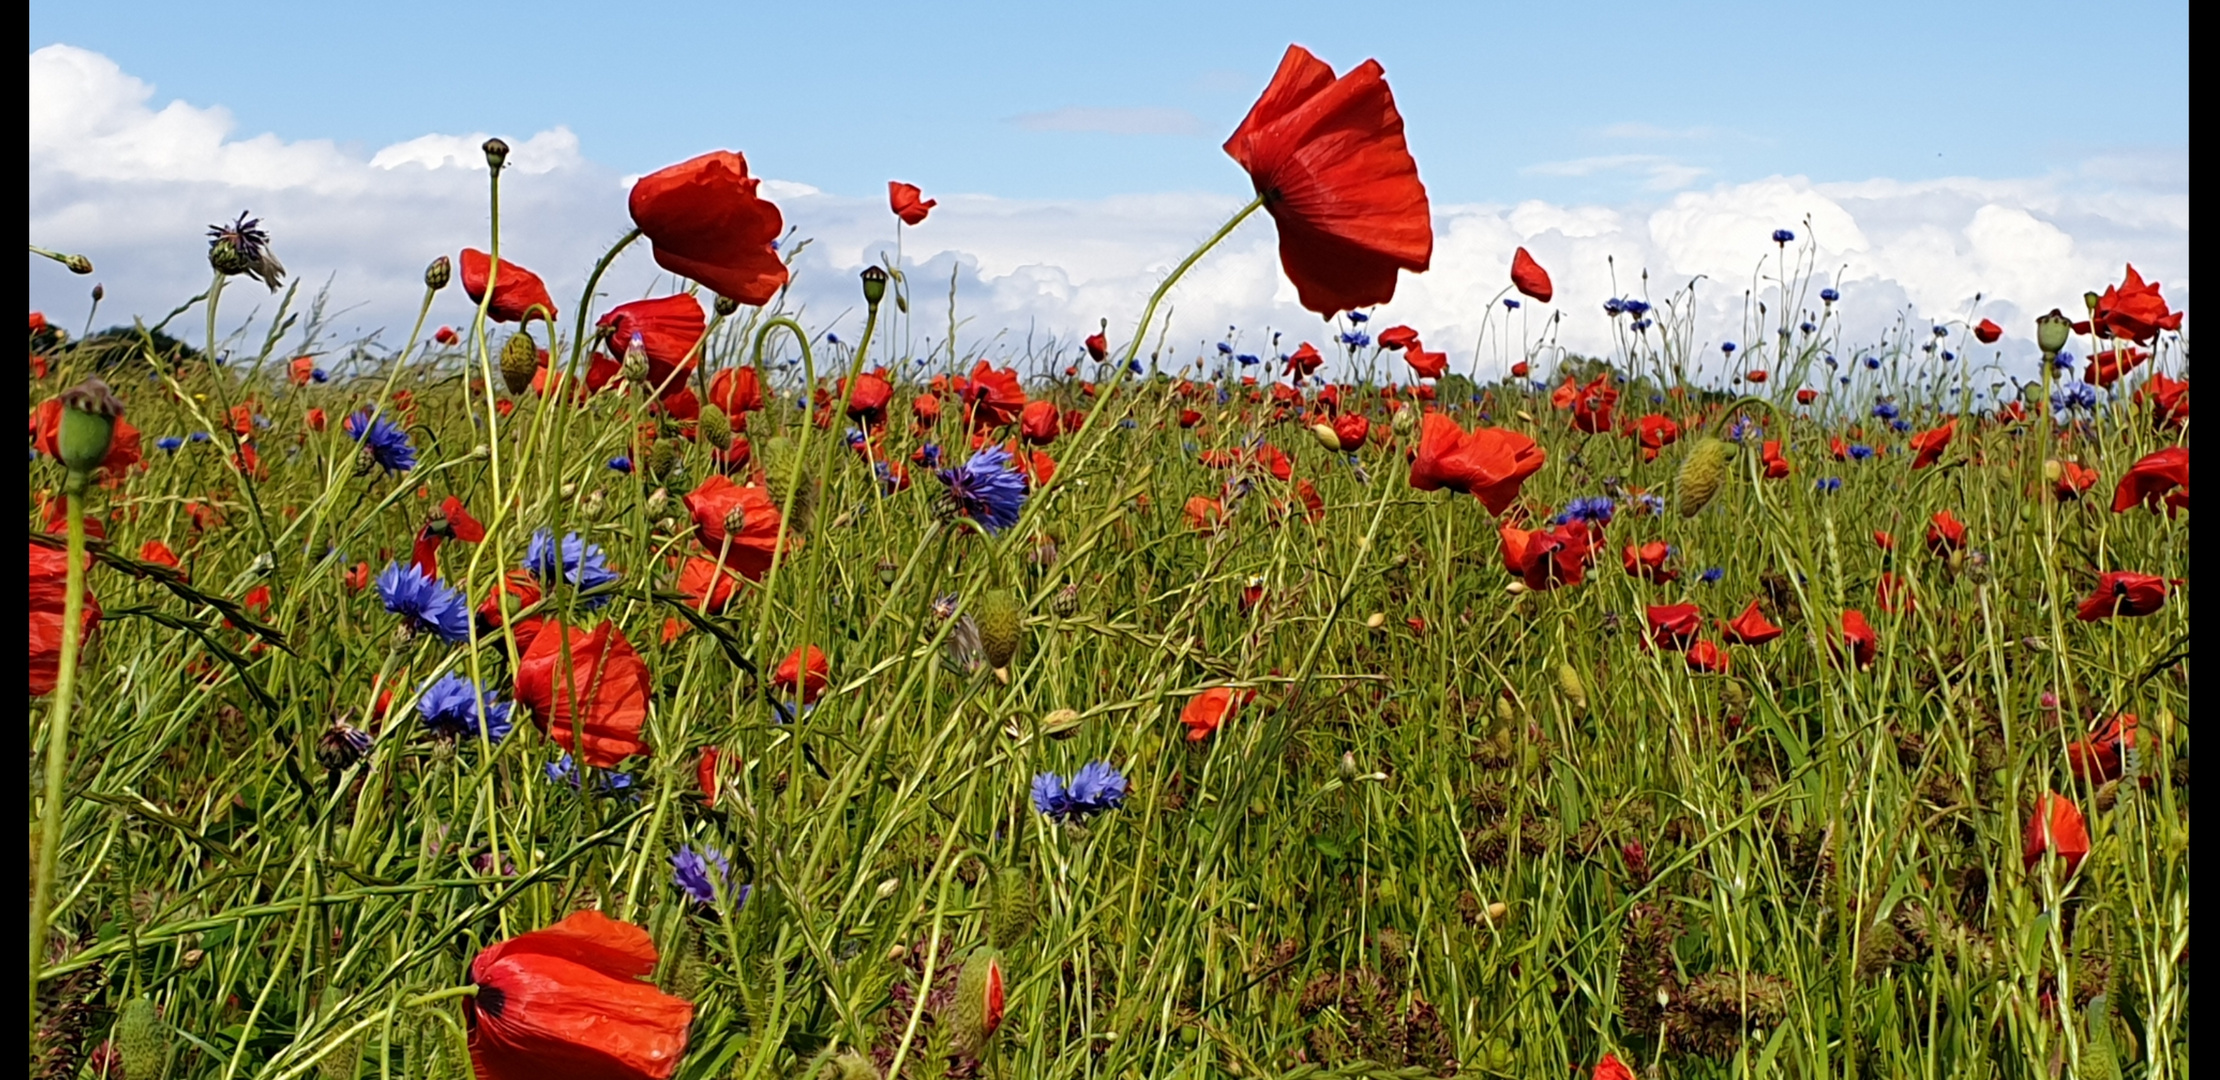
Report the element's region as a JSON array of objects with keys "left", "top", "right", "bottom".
[{"left": 29, "top": 44, "right": 2187, "bottom": 382}]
